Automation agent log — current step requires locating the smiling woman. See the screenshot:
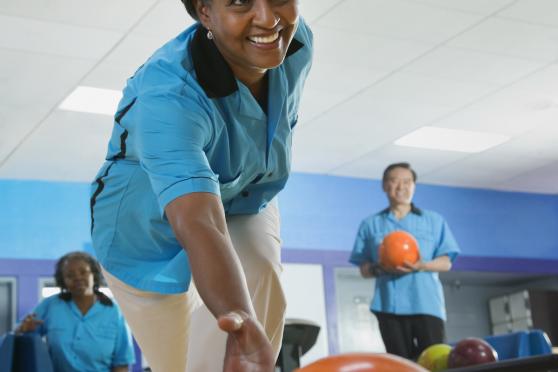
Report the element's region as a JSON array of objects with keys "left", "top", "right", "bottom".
[{"left": 89, "top": 0, "right": 313, "bottom": 371}]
